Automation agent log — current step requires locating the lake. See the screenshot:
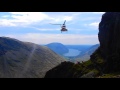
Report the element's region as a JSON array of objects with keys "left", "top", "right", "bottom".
[{"left": 63, "top": 49, "right": 81, "bottom": 57}]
